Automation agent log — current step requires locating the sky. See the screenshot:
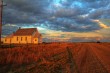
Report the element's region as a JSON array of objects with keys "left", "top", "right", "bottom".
[{"left": 1, "top": 0, "right": 110, "bottom": 42}]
